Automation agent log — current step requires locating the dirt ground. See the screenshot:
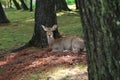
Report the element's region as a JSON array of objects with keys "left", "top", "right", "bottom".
[{"left": 0, "top": 47, "right": 87, "bottom": 80}]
